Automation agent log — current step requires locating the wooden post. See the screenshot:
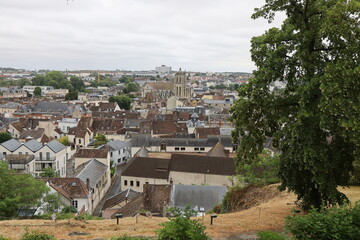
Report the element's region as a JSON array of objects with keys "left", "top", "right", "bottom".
[{"left": 259, "top": 208, "right": 261, "bottom": 221}]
